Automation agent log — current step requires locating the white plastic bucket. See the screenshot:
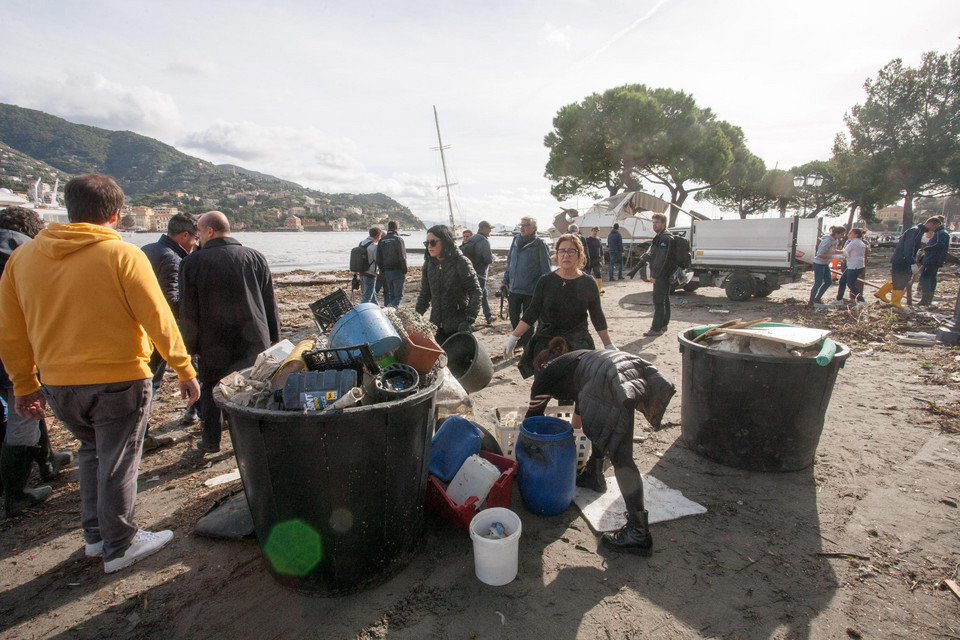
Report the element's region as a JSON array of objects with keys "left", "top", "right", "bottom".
[
  {"left": 447, "top": 454, "right": 501, "bottom": 506},
  {"left": 469, "top": 507, "right": 521, "bottom": 586}
]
